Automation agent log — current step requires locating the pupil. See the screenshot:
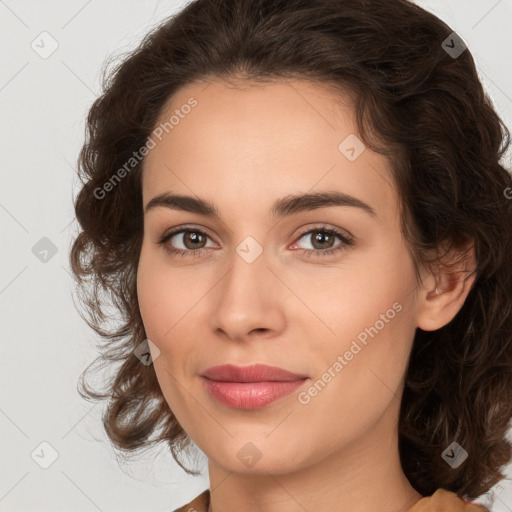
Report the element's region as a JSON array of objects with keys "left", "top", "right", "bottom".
[
  {"left": 314, "top": 230, "right": 332, "bottom": 249},
  {"left": 187, "top": 232, "right": 203, "bottom": 248}
]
